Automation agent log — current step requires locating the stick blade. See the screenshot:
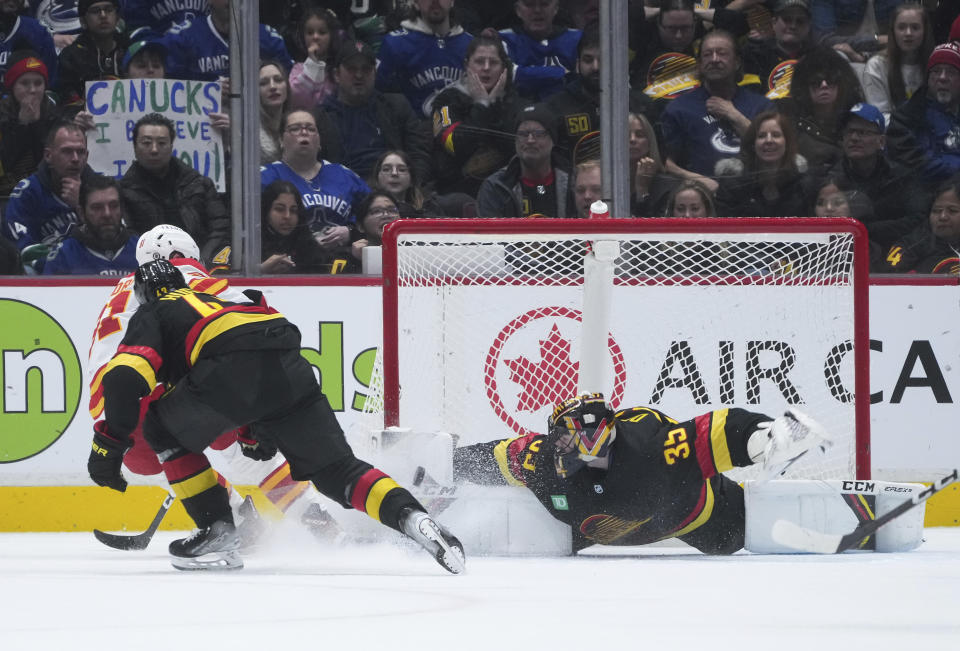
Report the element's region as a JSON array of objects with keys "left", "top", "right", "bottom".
[
  {"left": 771, "top": 519, "right": 842, "bottom": 554},
  {"left": 93, "top": 528, "right": 152, "bottom": 551}
]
